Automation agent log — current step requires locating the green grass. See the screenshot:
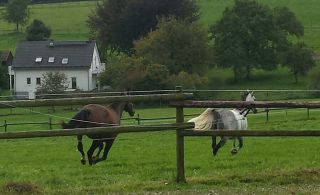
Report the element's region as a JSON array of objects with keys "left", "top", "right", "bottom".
[
  {"left": 0, "top": 1, "right": 98, "bottom": 51},
  {"left": 0, "top": 106, "right": 320, "bottom": 194},
  {"left": 1, "top": 0, "right": 320, "bottom": 51}
]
